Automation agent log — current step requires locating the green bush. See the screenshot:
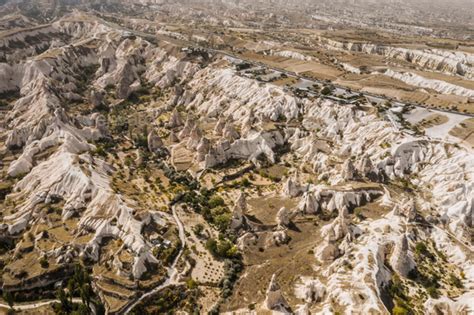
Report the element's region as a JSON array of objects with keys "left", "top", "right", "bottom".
[
  {"left": 40, "top": 257, "right": 49, "bottom": 268},
  {"left": 186, "top": 279, "right": 198, "bottom": 290},
  {"left": 206, "top": 238, "right": 238, "bottom": 259},
  {"left": 392, "top": 305, "right": 409, "bottom": 315},
  {"left": 320, "top": 86, "right": 332, "bottom": 95},
  {"left": 214, "top": 213, "right": 232, "bottom": 232},
  {"left": 192, "top": 224, "right": 204, "bottom": 237},
  {"left": 427, "top": 286, "right": 439, "bottom": 298},
  {"left": 354, "top": 208, "right": 365, "bottom": 220},
  {"left": 448, "top": 274, "right": 463, "bottom": 288},
  {"left": 209, "top": 196, "right": 225, "bottom": 208},
  {"left": 414, "top": 242, "right": 428, "bottom": 256}
]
